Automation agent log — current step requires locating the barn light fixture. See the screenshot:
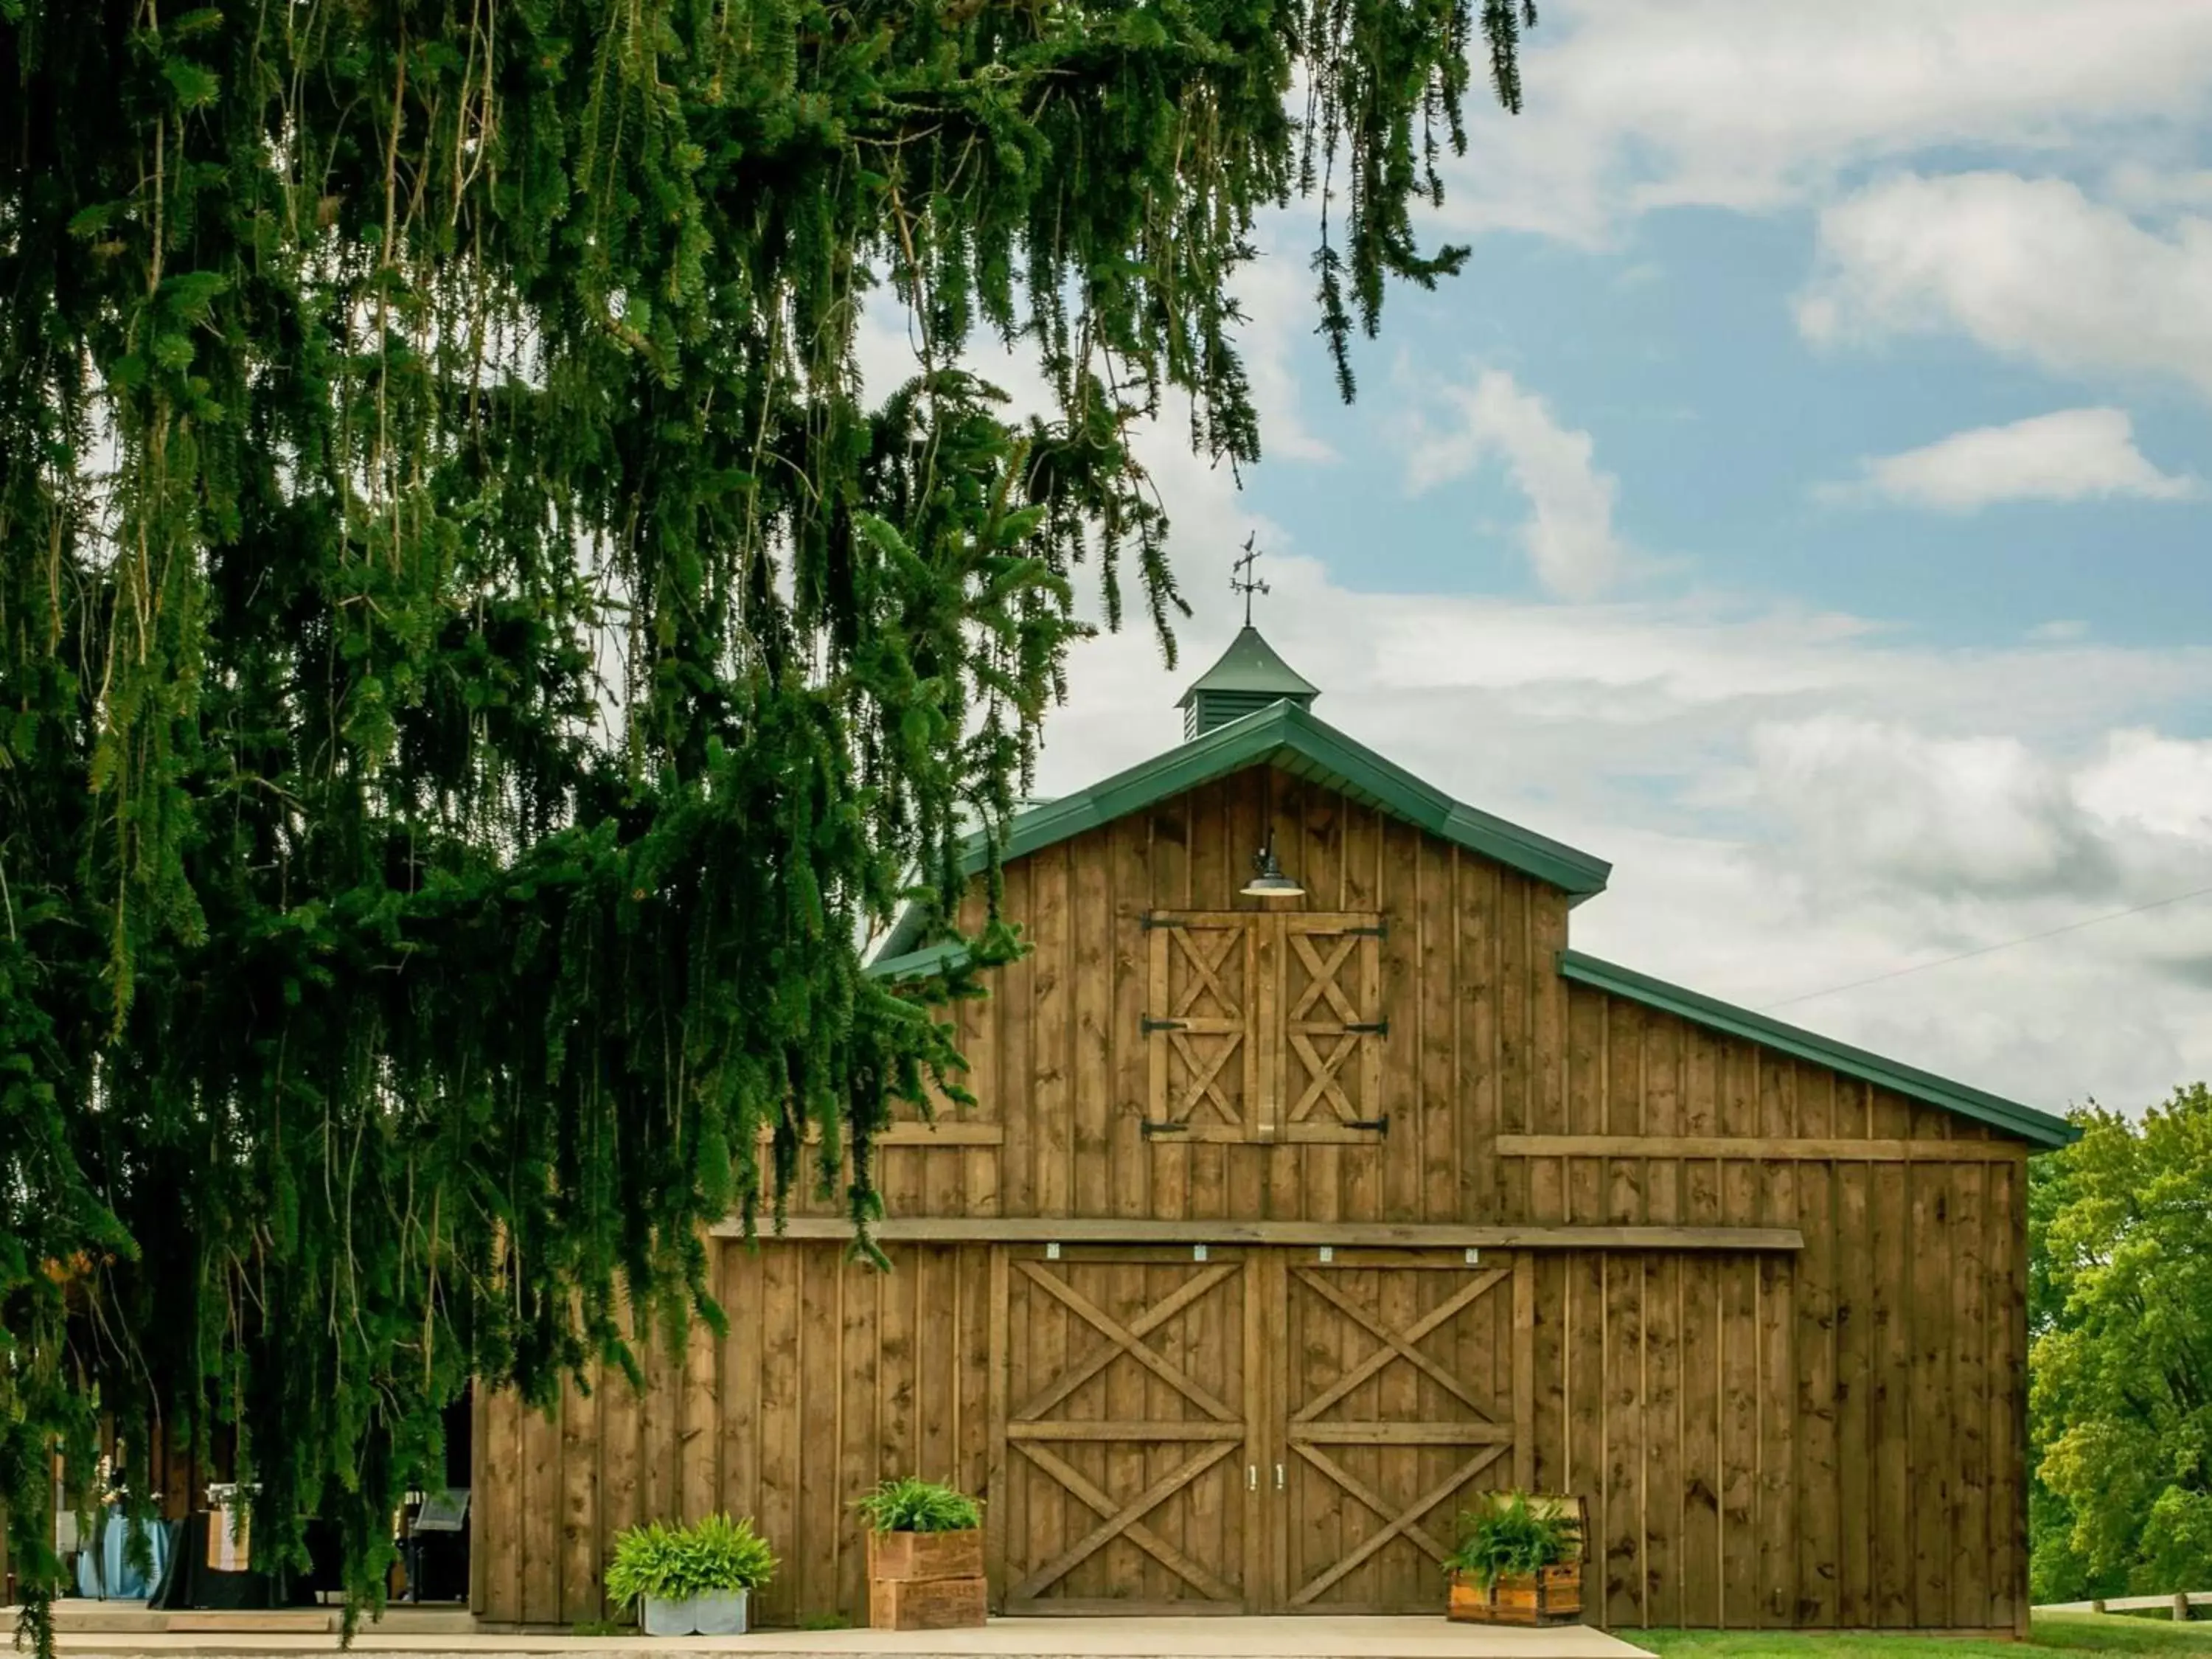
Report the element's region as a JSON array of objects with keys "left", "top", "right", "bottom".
[{"left": 1241, "top": 832, "right": 1304, "bottom": 898}]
